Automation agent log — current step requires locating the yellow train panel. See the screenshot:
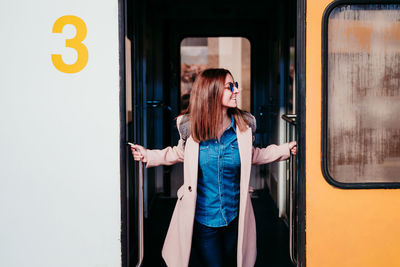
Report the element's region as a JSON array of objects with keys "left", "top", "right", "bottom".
[{"left": 306, "top": 0, "right": 400, "bottom": 266}]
